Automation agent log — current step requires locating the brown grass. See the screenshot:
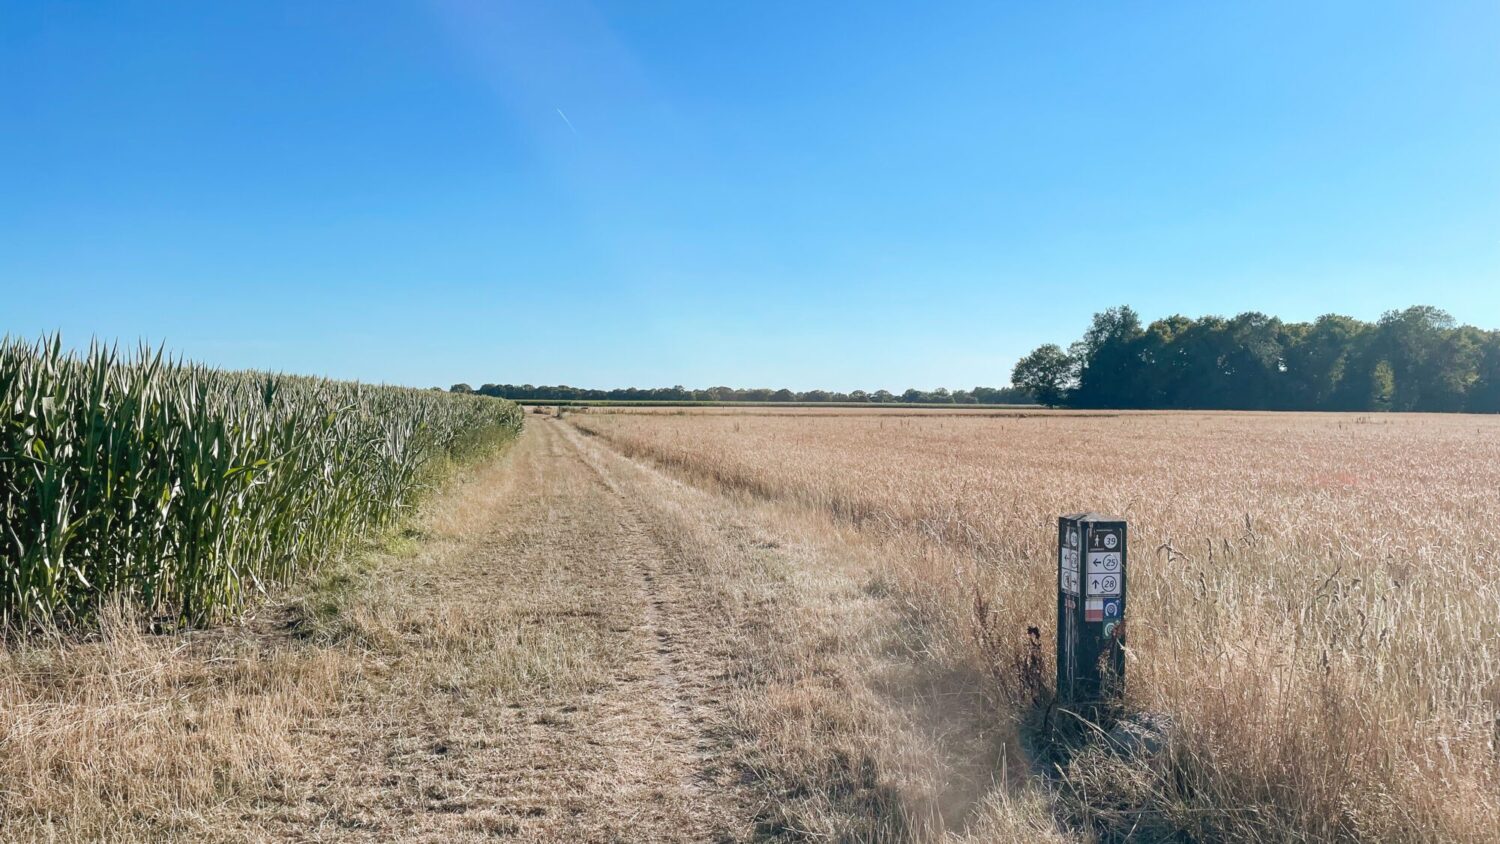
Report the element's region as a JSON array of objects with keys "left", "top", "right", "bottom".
[
  {"left": 560, "top": 418, "right": 1068, "bottom": 841},
  {"left": 571, "top": 408, "right": 1500, "bottom": 842},
  {"left": 0, "top": 445, "right": 525, "bottom": 842}
]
